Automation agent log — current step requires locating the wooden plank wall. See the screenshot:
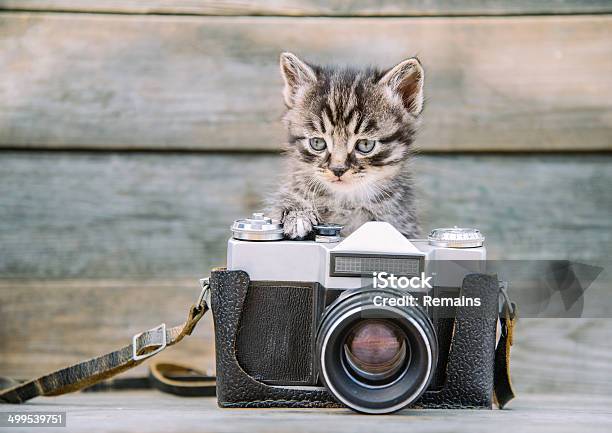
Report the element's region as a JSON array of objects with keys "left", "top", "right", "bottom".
[
  {"left": 1, "top": 1, "right": 612, "bottom": 397},
  {"left": 1, "top": 1, "right": 612, "bottom": 16},
  {"left": 0, "top": 2, "right": 611, "bottom": 151},
  {"left": 2, "top": 153, "right": 612, "bottom": 279}
]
